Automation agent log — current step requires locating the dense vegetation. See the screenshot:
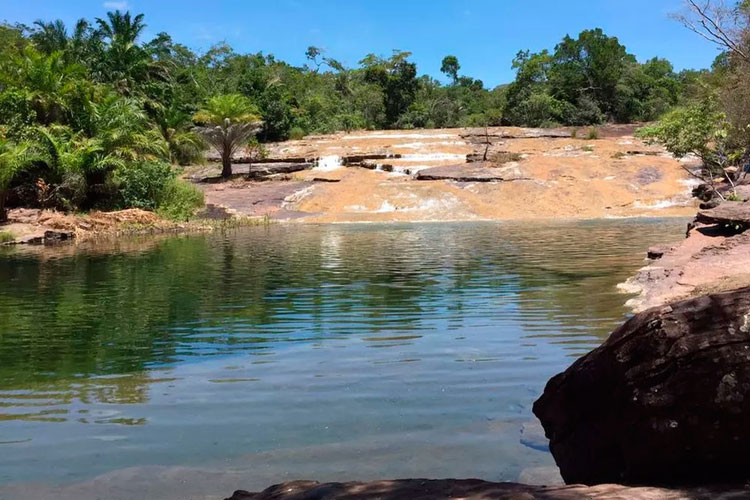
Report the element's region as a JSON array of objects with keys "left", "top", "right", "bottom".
[
  {"left": 0, "top": 7, "right": 719, "bottom": 218},
  {"left": 638, "top": 0, "right": 750, "bottom": 198}
]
